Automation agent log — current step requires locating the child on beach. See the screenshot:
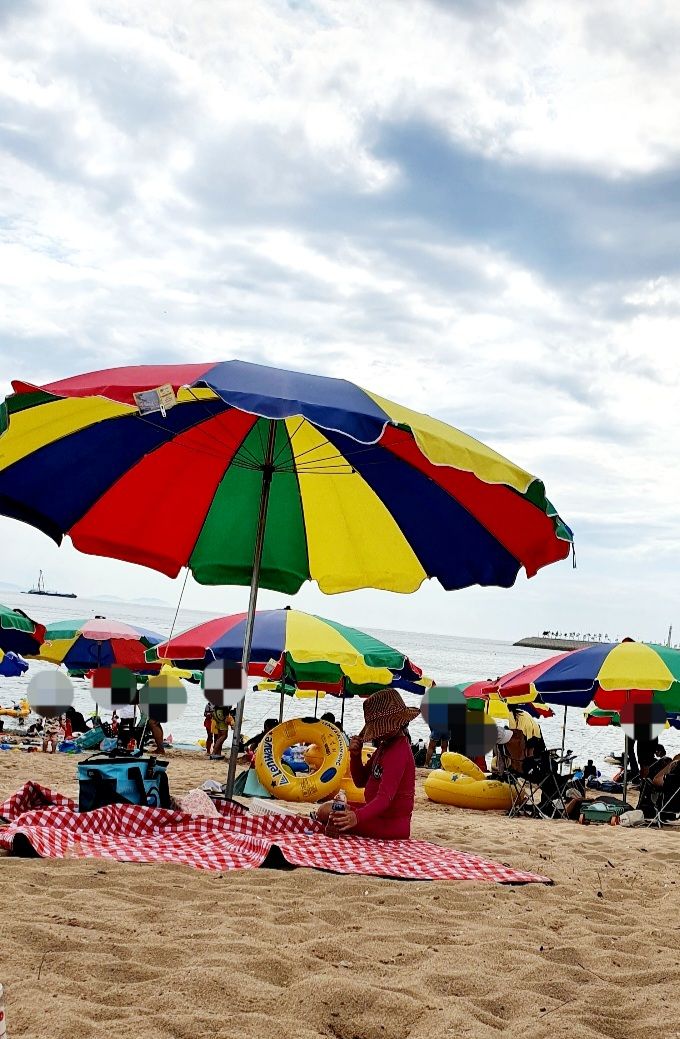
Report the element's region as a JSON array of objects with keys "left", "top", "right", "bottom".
[
  {"left": 42, "top": 715, "right": 64, "bottom": 753},
  {"left": 210, "top": 705, "right": 235, "bottom": 759},
  {"left": 315, "top": 688, "right": 420, "bottom": 840}
]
